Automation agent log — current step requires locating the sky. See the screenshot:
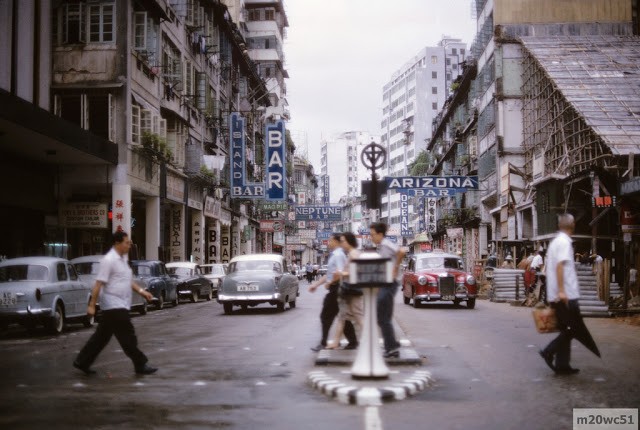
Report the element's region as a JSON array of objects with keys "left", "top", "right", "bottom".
[{"left": 284, "top": 0, "right": 477, "bottom": 168}]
